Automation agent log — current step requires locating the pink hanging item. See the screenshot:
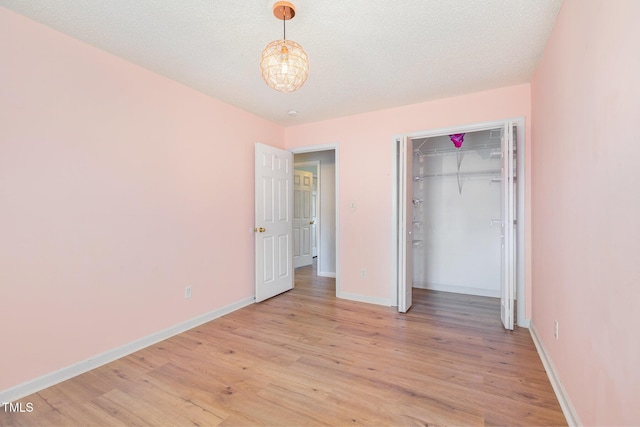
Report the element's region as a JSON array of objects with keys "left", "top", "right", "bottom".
[{"left": 449, "top": 133, "right": 465, "bottom": 148}]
